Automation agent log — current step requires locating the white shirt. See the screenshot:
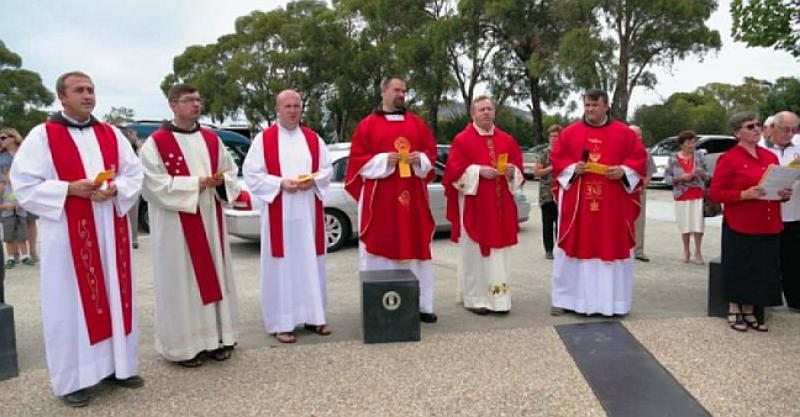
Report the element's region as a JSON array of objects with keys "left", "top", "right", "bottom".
[{"left": 762, "top": 141, "right": 800, "bottom": 222}]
